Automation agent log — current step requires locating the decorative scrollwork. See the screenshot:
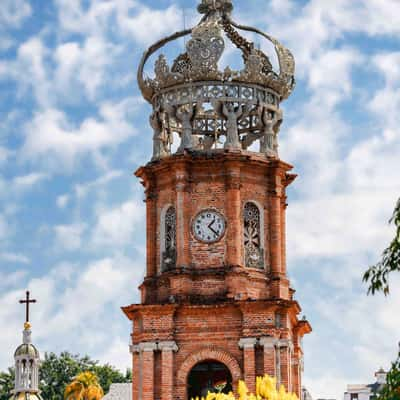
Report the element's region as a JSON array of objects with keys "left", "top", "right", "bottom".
[
  {"left": 162, "top": 207, "right": 176, "bottom": 271},
  {"left": 187, "top": 14, "right": 225, "bottom": 77},
  {"left": 139, "top": 0, "right": 294, "bottom": 160},
  {"left": 244, "top": 202, "right": 264, "bottom": 269}
]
